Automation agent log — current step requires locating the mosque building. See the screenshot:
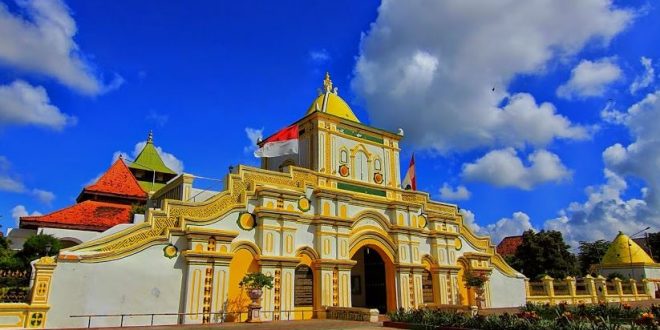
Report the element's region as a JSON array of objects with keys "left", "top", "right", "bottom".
[{"left": 20, "top": 74, "right": 526, "bottom": 328}]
